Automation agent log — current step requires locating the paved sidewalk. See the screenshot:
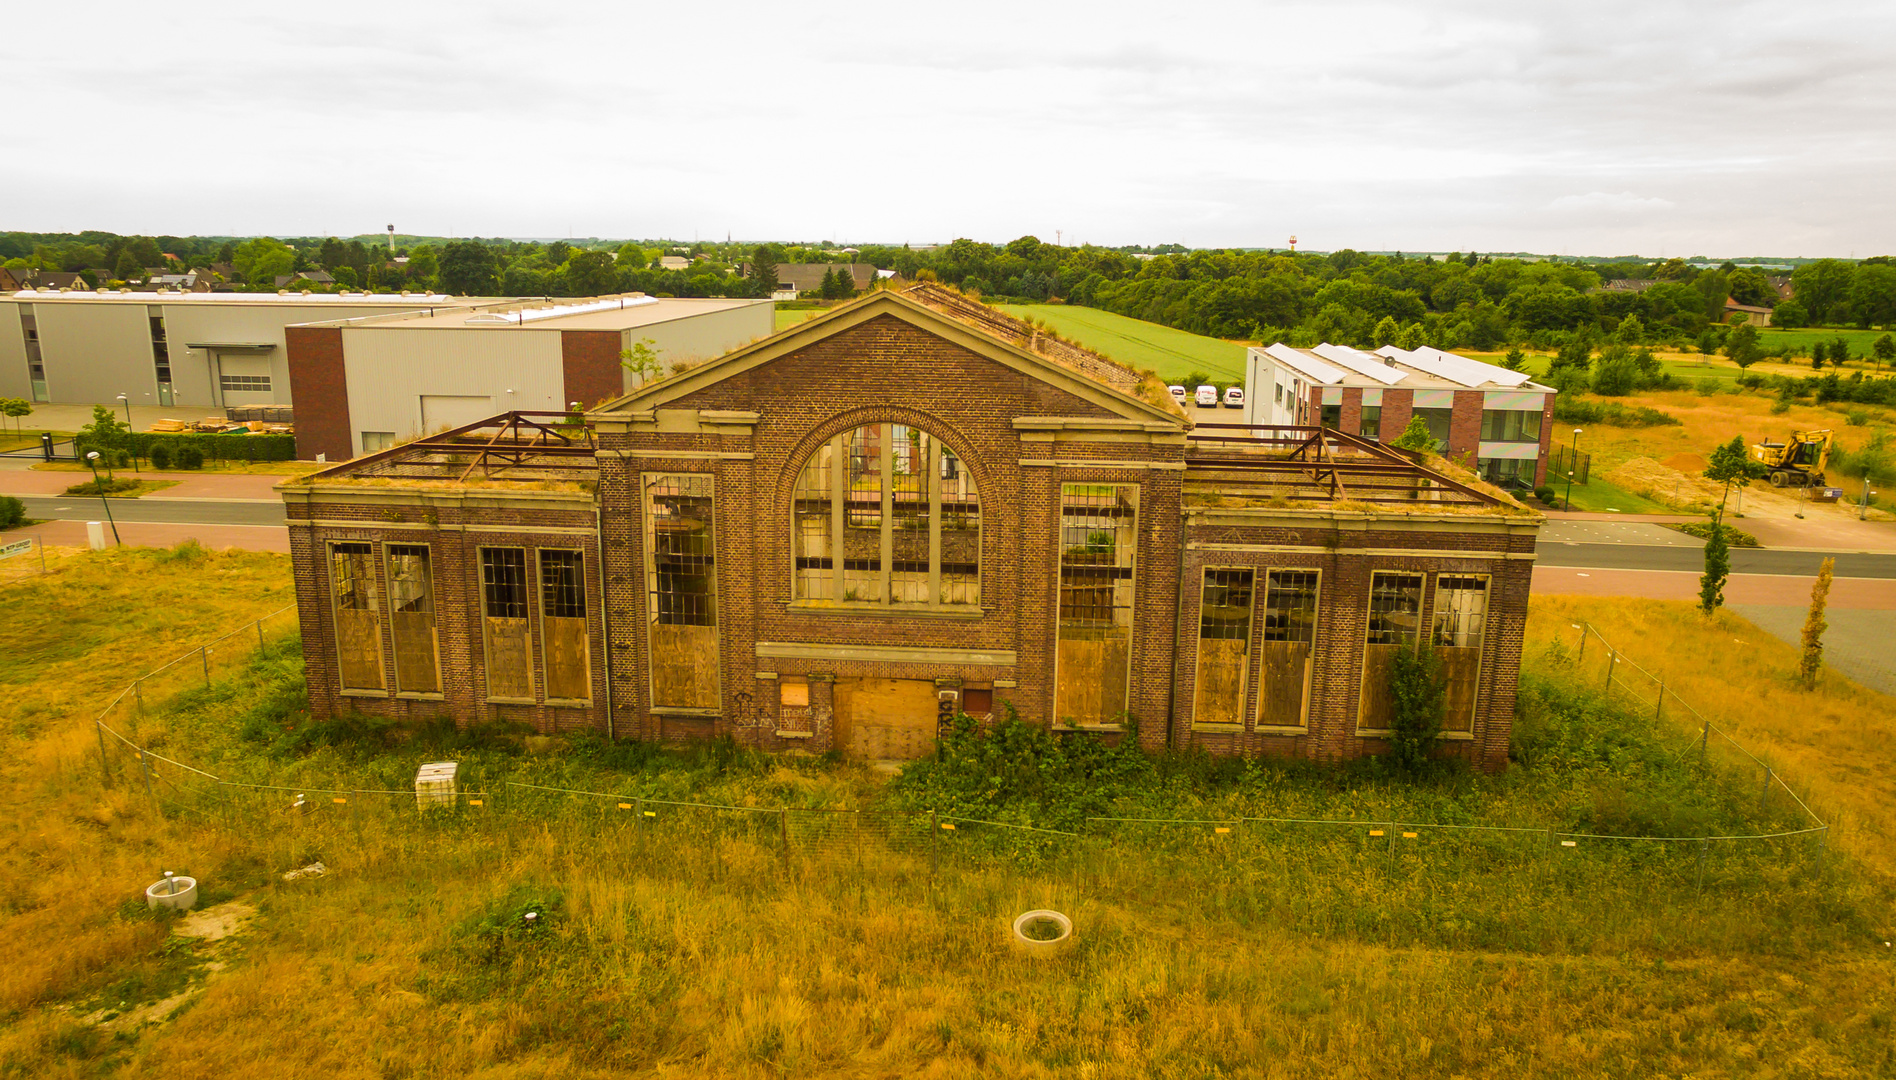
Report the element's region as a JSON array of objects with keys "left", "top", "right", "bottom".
[
  {"left": 0, "top": 520, "right": 288, "bottom": 554},
  {"left": 1730, "top": 605, "right": 1896, "bottom": 696},
  {"left": 1532, "top": 566, "right": 1896, "bottom": 608},
  {"left": 0, "top": 467, "right": 286, "bottom": 500}
]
